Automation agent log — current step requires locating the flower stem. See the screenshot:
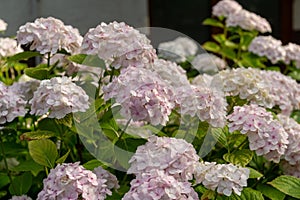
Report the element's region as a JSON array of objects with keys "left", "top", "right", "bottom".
[{"left": 47, "top": 52, "right": 51, "bottom": 67}]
